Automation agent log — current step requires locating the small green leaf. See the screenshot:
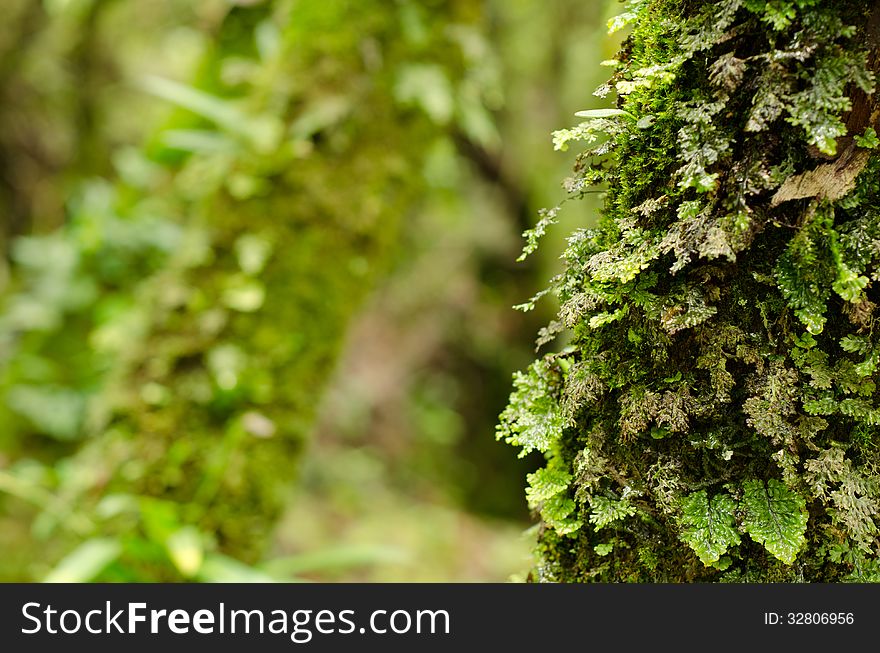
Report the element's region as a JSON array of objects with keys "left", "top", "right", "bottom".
[
  {"left": 594, "top": 543, "right": 614, "bottom": 556},
  {"left": 793, "top": 332, "right": 817, "bottom": 349},
  {"left": 680, "top": 491, "right": 741, "bottom": 565},
  {"left": 588, "top": 305, "right": 629, "bottom": 328},
  {"left": 542, "top": 494, "right": 581, "bottom": 535},
  {"left": 742, "top": 479, "right": 808, "bottom": 565},
  {"left": 588, "top": 495, "right": 637, "bottom": 530},
  {"left": 497, "top": 360, "right": 566, "bottom": 457},
  {"left": 854, "top": 127, "right": 879, "bottom": 149},
  {"left": 525, "top": 467, "right": 573, "bottom": 505},
  {"left": 650, "top": 426, "right": 669, "bottom": 440},
  {"left": 832, "top": 265, "right": 869, "bottom": 302},
  {"left": 607, "top": 9, "right": 639, "bottom": 34},
  {"left": 713, "top": 556, "right": 732, "bottom": 571},
  {"left": 840, "top": 334, "right": 870, "bottom": 354},
  {"left": 525, "top": 466, "right": 580, "bottom": 535}
]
